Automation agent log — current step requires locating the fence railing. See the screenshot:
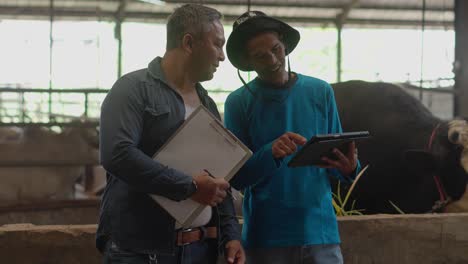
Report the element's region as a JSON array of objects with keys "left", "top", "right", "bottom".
[
  {"left": 0, "top": 87, "right": 108, "bottom": 127},
  {"left": 0, "top": 87, "right": 234, "bottom": 127},
  {"left": 0, "top": 82, "right": 455, "bottom": 127}
]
